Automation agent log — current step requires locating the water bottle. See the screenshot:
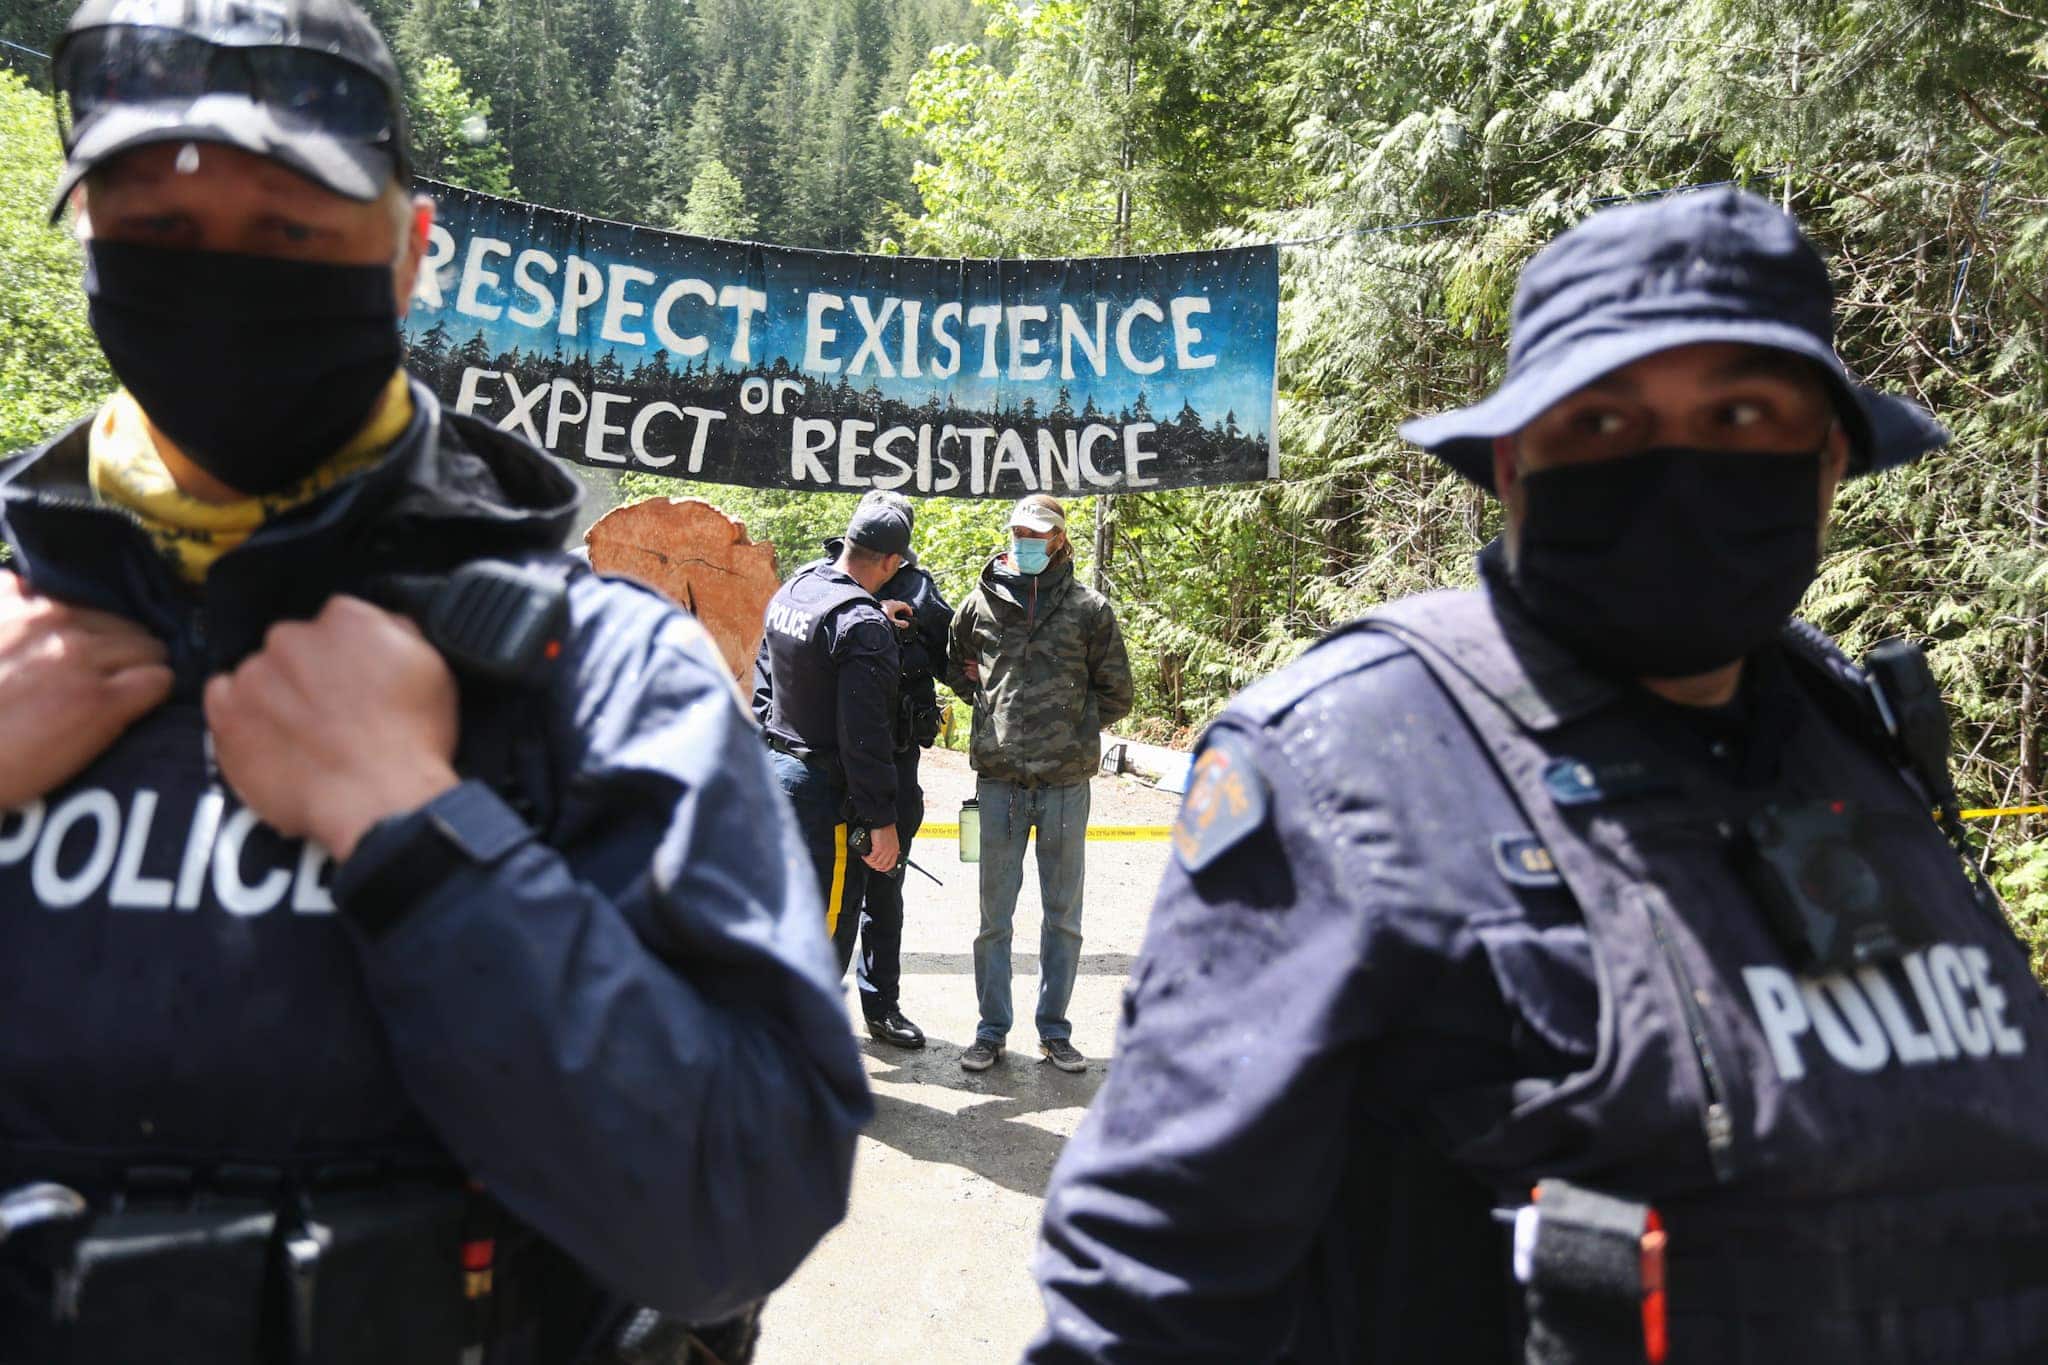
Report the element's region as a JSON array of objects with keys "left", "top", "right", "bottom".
[{"left": 958, "top": 798, "right": 980, "bottom": 863}]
